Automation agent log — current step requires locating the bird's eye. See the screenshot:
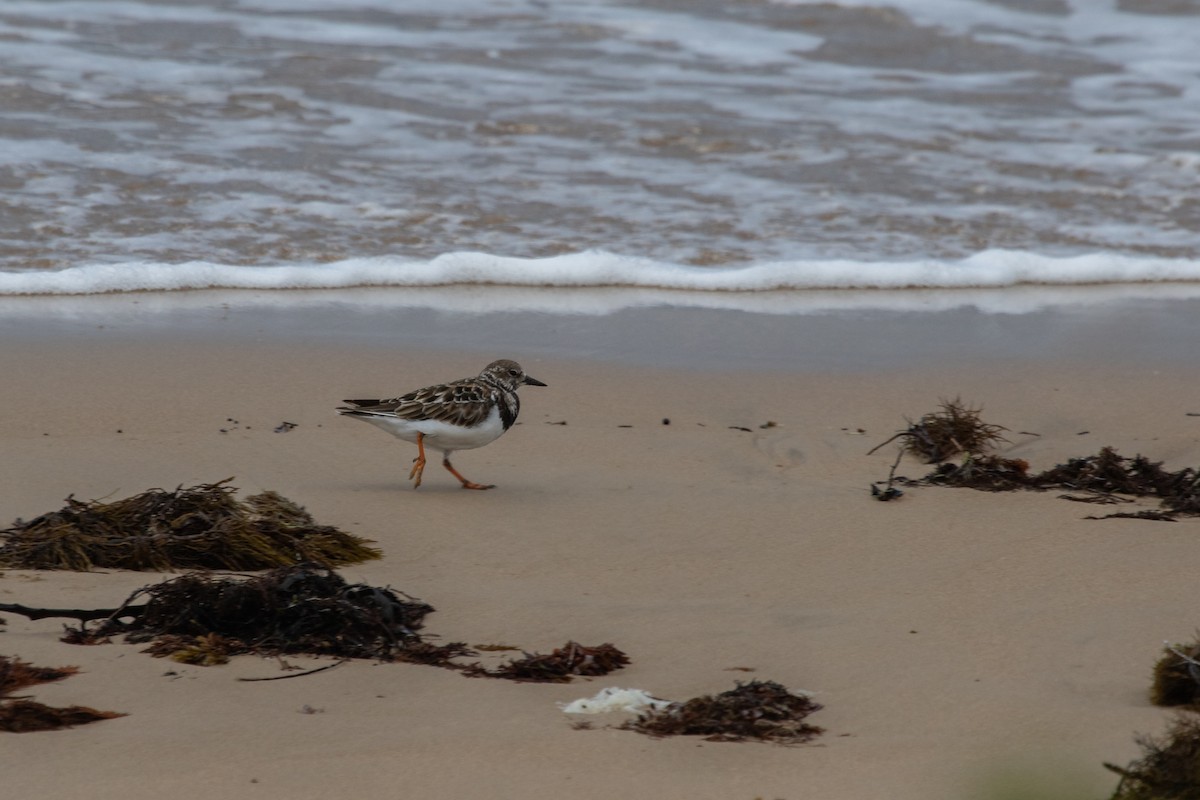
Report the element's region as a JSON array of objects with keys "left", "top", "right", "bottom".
[{"left": 508, "top": 369, "right": 519, "bottom": 376}]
